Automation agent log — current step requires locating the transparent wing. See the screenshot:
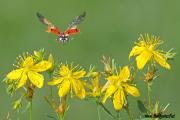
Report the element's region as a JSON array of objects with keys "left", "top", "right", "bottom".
[
  {"left": 68, "top": 12, "right": 86, "bottom": 29},
  {"left": 65, "top": 12, "right": 86, "bottom": 35},
  {"left": 37, "top": 12, "right": 61, "bottom": 36}
]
